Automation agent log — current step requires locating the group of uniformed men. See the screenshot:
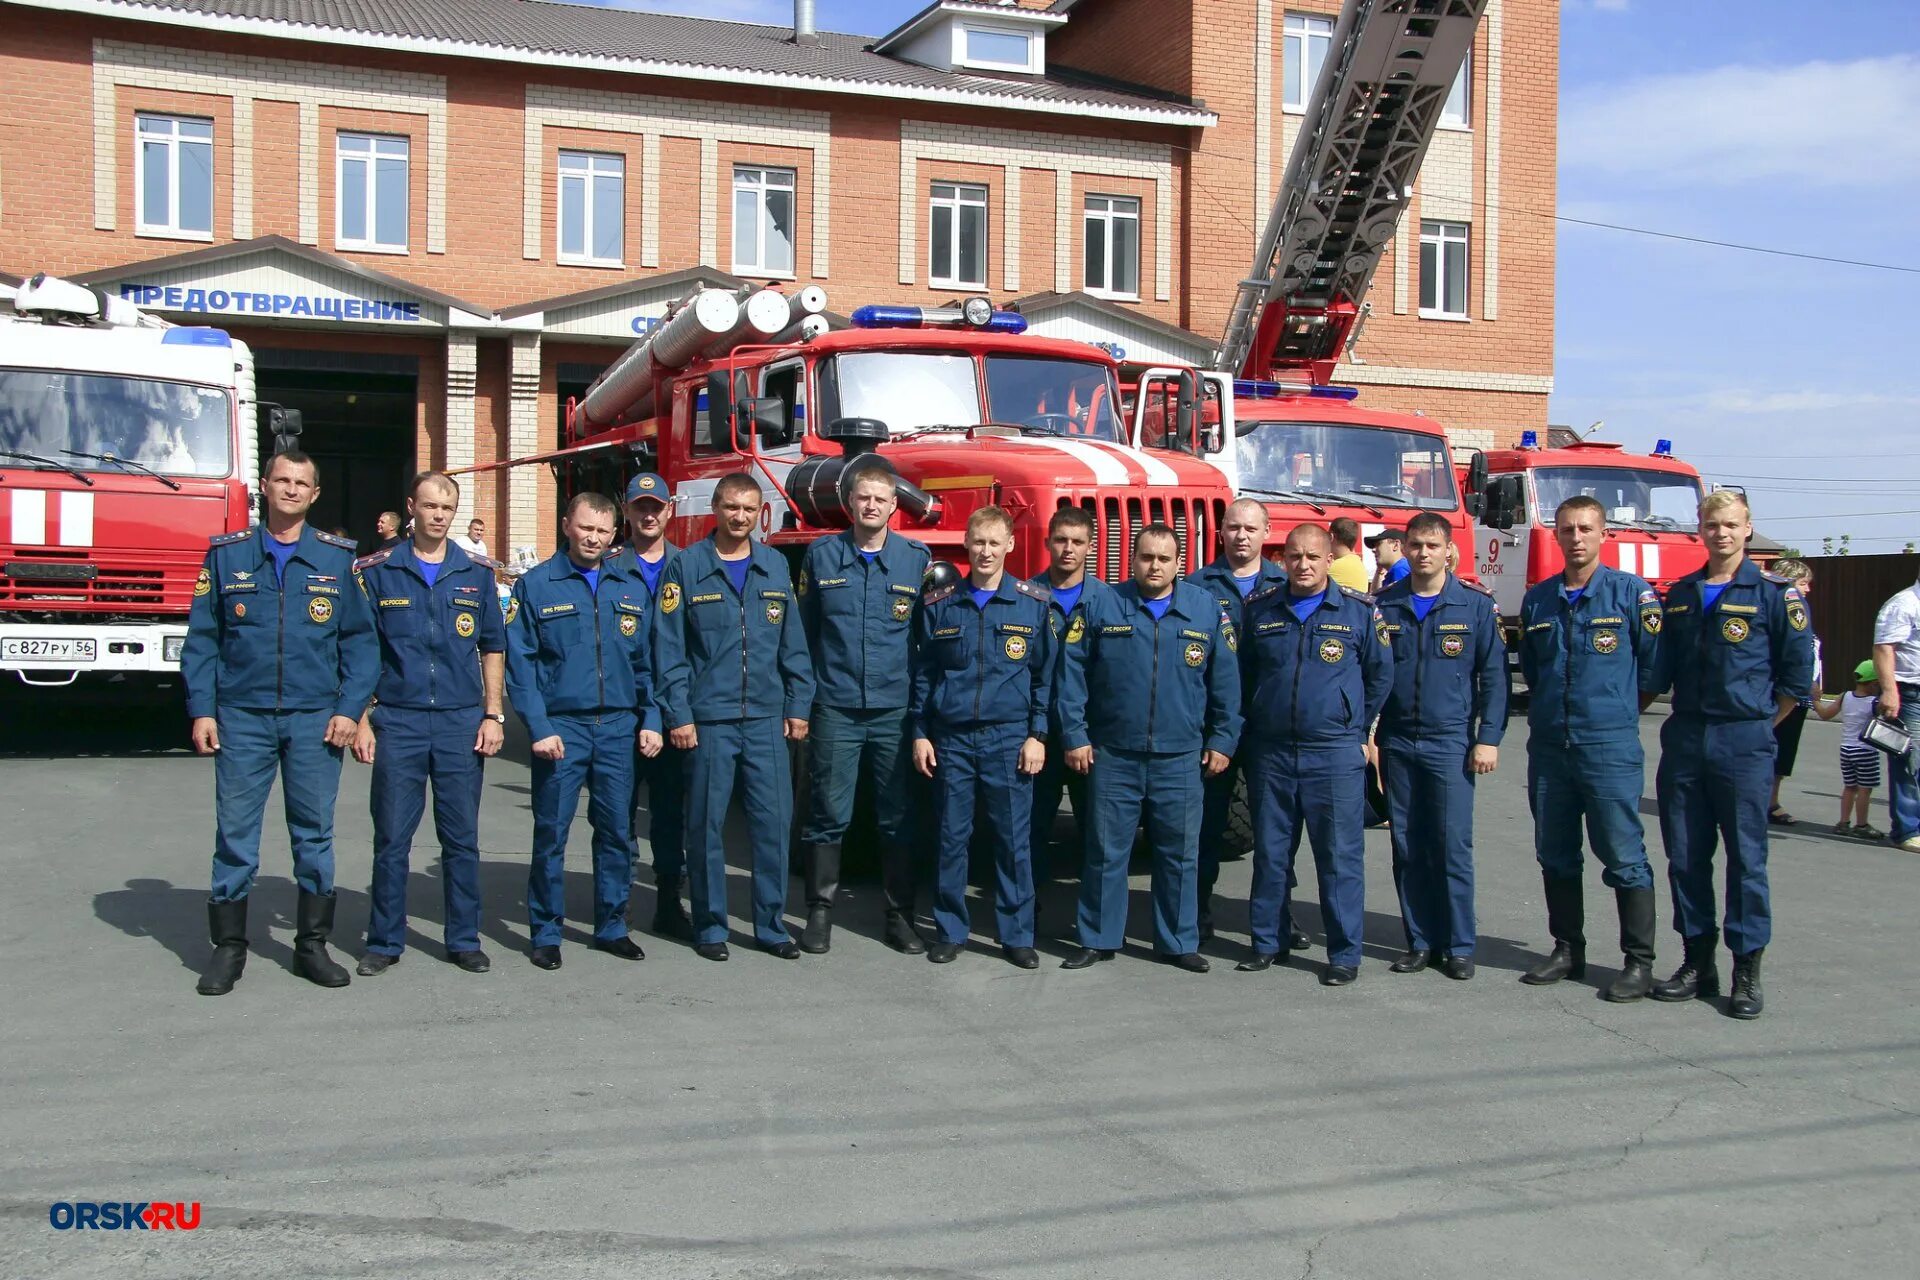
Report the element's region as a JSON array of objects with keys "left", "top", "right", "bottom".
[{"left": 181, "top": 452, "right": 1811, "bottom": 1019}]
